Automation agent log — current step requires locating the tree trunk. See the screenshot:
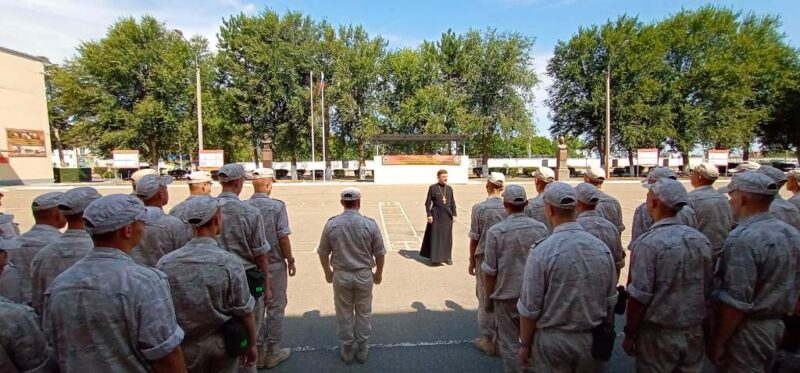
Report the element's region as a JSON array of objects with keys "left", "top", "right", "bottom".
[
  {"left": 252, "top": 146, "right": 260, "bottom": 169},
  {"left": 291, "top": 154, "right": 297, "bottom": 181},
  {"left": 188, "top": 151, "right": 194, "bottom": 171},
  {"left": 357, "top": 135, "right": 366, "bottom": 180},
  {"left": 742, "top": 142, "right": 751, "bottom": 161},
  {"left": 628, "top": 149, "right": 635, "bottom": 177},
  {"left": 150, "top": 138, "right": 158, "bottom": 171},
  {"left": 53, "top": 127, "right": 65, "bottom": 168},
  {"left": 325, "top": 106, "right": 332, "bottom": 180},
  {"left": 795, "top": 148, "right": 800, "bottom": 164},
  {"left": 481, "top": 132, "right": 490, "bottom": 177}
]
